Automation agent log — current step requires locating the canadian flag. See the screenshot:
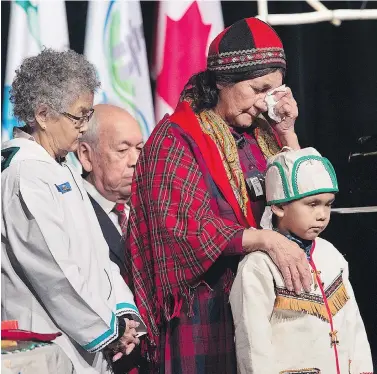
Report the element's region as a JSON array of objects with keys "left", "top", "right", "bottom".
[{"left": 153, "top": 0, "right": 224, "bottom": 122}]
